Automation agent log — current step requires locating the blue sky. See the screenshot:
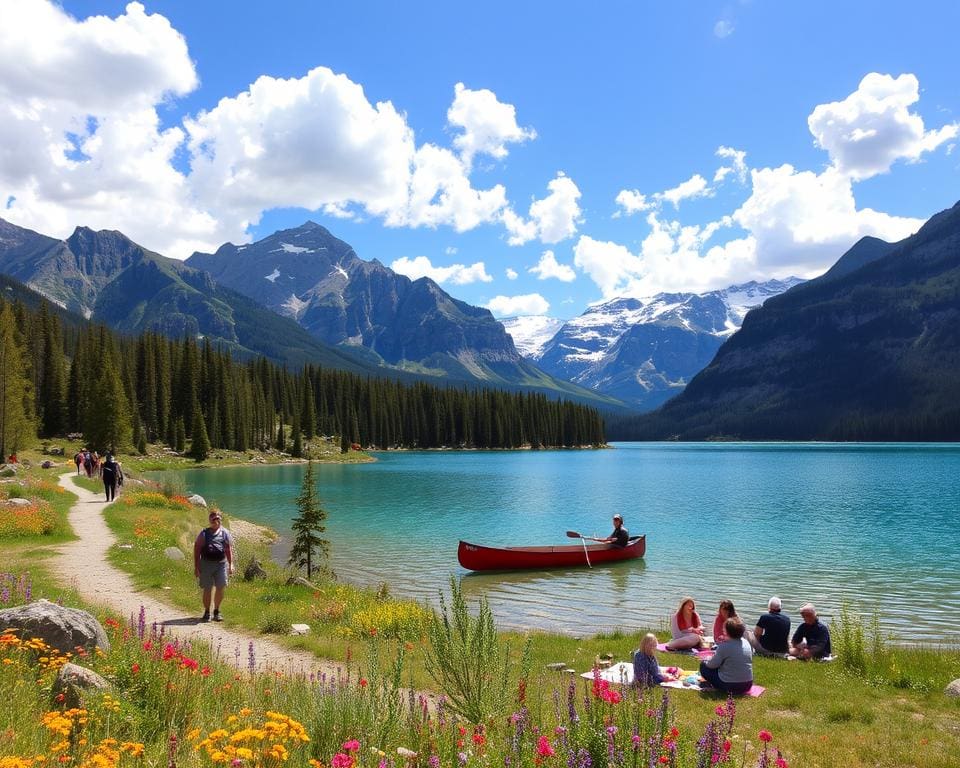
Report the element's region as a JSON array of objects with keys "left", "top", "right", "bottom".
[{"left": 1, "top": 1, "right": 958, "bottom": 319}]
